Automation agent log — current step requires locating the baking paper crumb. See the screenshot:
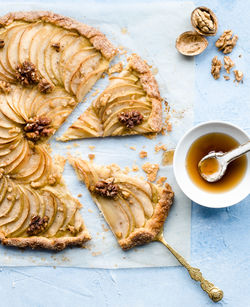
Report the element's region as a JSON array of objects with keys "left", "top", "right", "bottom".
[
  {"left": 88, "top": 145, "right": 95, "bottom": 151},
  {"left": 77, "top": 193, "right": 82, "bottom": 198},
  {"left": 156, "top": 176, "right": 167, "bottom": 186},
  {"left": 88, "top": 154, "right": 95, "bottom": 160},
  {"left": 88, "top": 209, "right": 93, "bottom": 213},
  {"left": 129, "top": 146, "right": 136, "bottom": 151},
  {"left": 91, "top": 89, "right": 100, "bottom": 97},
  {"left": 132, "top": 164, "right": 139, "bottom": 172},
  {"left": 139, "top": 150, "right": 148, "bottom": 158},
  {"left": 155, "top": 144, "right": 167, "bottom": 152},
  {"left": 142, "top": 162, "right": 159, "bottom": 182}
]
